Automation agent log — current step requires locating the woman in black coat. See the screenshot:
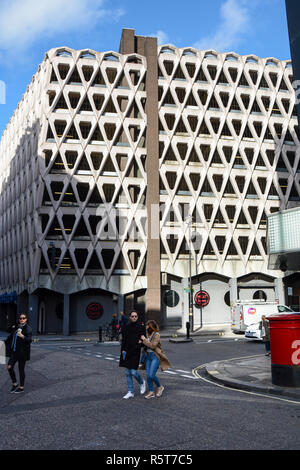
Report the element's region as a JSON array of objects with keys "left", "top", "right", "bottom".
[
  {"left": 119, "top": 311, "right": 146, "bottom": 399},
  {"left": 6, "top": 313, "right": 32, "bottom": 393}
]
